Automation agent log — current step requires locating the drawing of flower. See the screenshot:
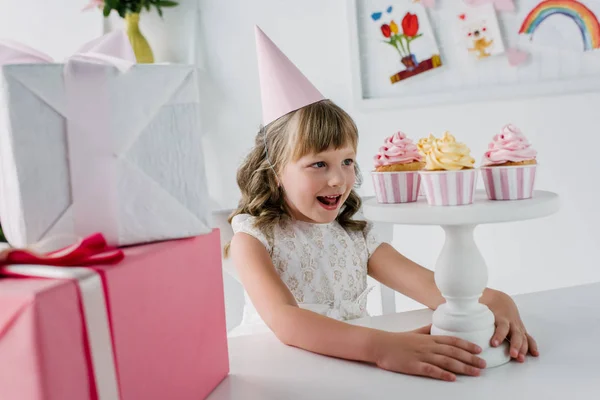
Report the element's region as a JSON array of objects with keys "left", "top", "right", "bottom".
[
  {"left": 370, "top": 5, "right": 444, "bottom": 84},
  {"left": 402, "top": 13, "right": 419, "bottom": 37},
  {"left": 381, "top": 24, "right": 392, "bottom": 38},
  {"left": 378, "top": 11, "right": 424, "bottom": 70}
]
